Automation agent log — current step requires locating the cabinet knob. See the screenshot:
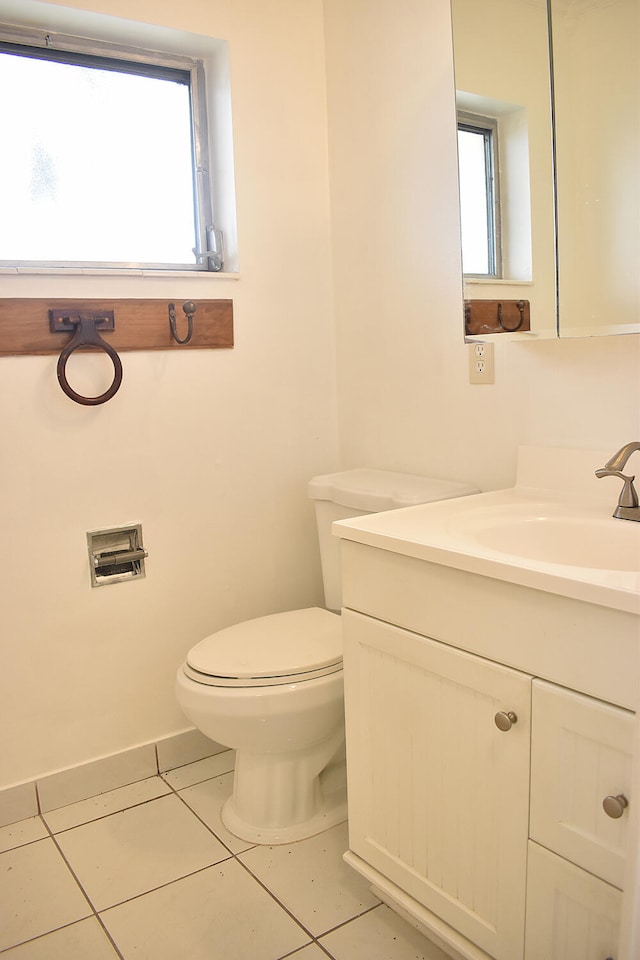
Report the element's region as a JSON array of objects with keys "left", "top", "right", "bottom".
[
  {"left": 494, "top": 710, "right": 518, "bottom": 732},
  {"left": 602, "top": 794, "right": 628, "bottom": 819}
]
